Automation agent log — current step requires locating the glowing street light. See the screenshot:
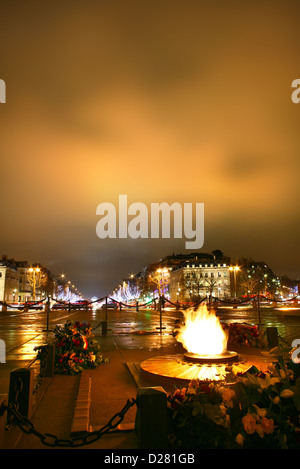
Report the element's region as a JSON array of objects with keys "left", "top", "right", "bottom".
[
  {"left": 229, "top": 266, "right": 240, "bottom": 297},
  {"left": 27, "top": 267, "right": 41, "bottom": 300}
]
